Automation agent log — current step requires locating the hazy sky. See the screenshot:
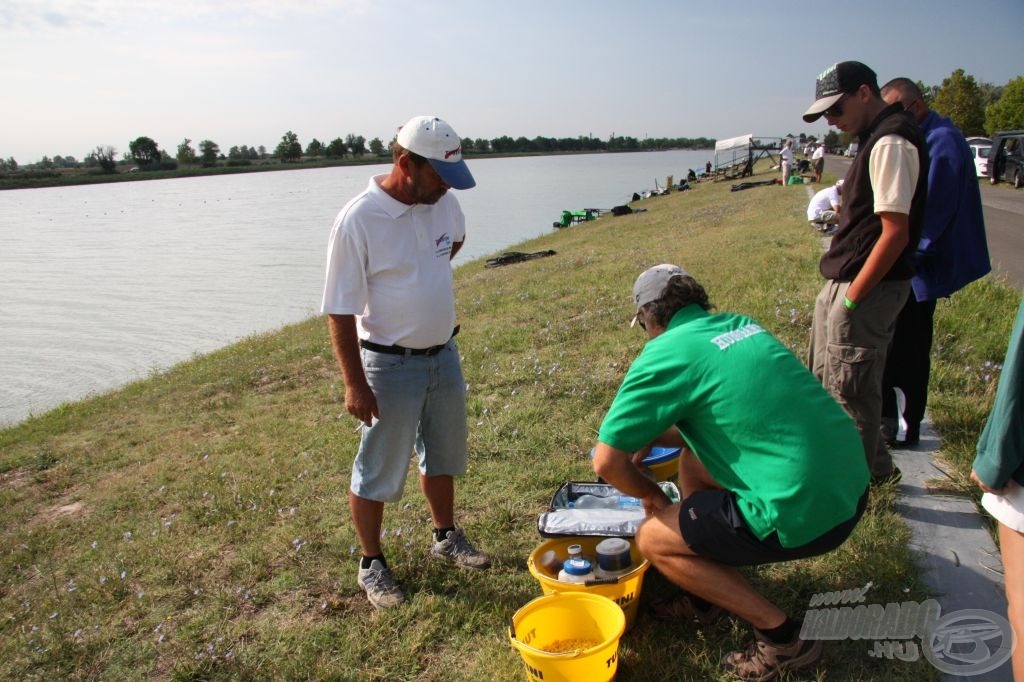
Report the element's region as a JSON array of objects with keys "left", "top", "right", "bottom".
[{"left": 2, "top": 0, "right": 1022, "bottom": 163}]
